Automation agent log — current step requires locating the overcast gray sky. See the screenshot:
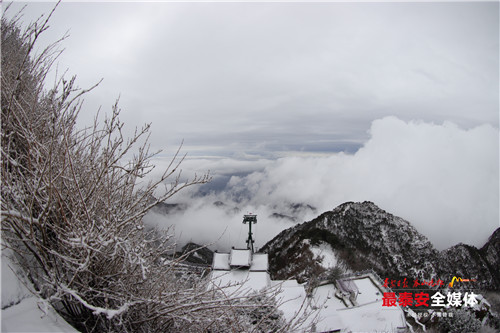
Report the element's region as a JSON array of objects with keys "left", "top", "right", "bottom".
[
  {"left": 5, "top": 1, "right": 499, "bottom": 250},
  {"left": 7, "top": 0, "right": 499, "bottom": 157}
]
